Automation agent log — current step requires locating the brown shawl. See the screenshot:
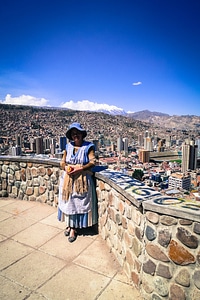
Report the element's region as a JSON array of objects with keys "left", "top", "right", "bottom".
[{"left": 62, "top": 169, "right": 89, "bottom": 201}]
